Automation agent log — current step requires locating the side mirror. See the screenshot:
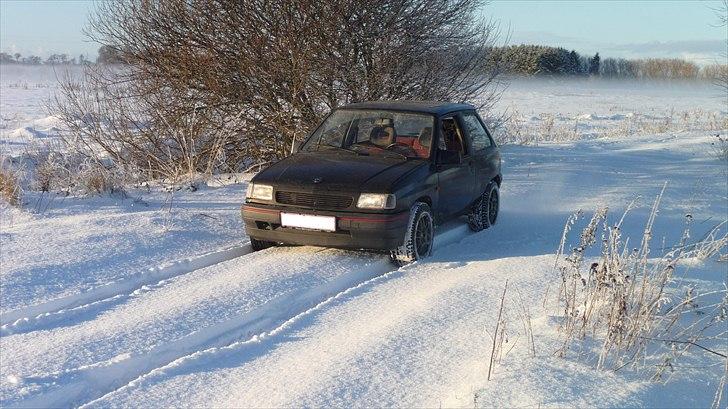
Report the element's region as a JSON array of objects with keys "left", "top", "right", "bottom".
[{"left": 437, "top": 149, "right": 462, "bottom": 165}]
